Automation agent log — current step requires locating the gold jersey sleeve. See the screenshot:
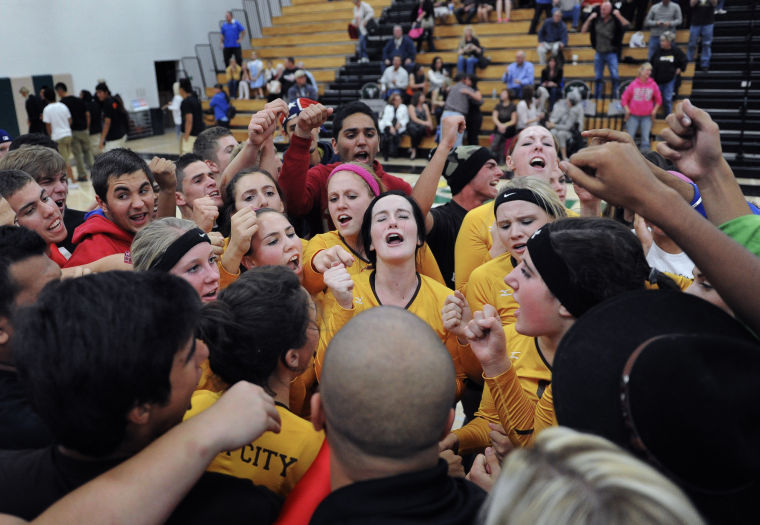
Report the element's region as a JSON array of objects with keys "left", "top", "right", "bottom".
[
  {"left": 454, "top": 201, "right": 495, "bottom": 291},
  {"left": 465, "top": 253, "right": 519, "bottom": 326},
  {"left": 453, "top": 325, "right": 553, "bottom": 450}
]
